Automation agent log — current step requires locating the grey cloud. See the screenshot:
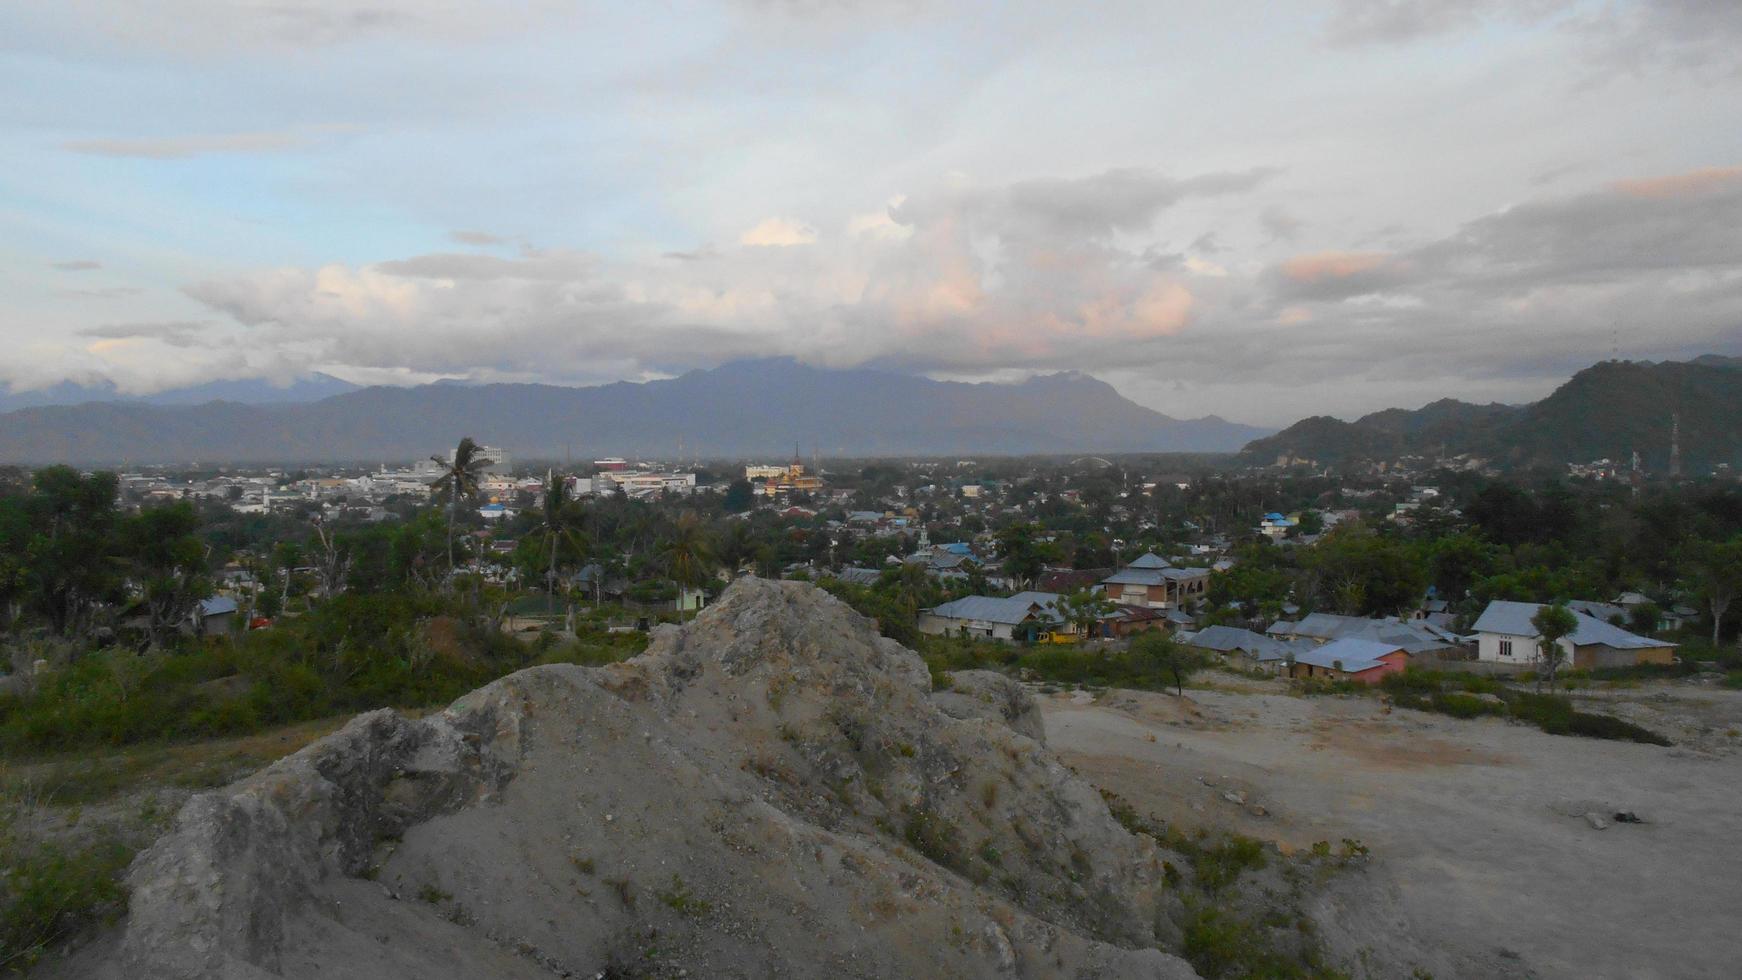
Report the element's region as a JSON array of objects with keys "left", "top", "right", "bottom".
[
  {"left": 894, "top": 166, "right": 1277, "bottom": 241},
  {"left": 449, "top": 230, "right": 509, "bottom": 246},
  {"left": 1324, "top": 0, "right": 1571, "bottom": 47},
  {"left": 374, "top": 250, "right": 599, "bottom": 281},
  {"left": 1260, "top": 206, "right": 1304, "bottom": 242},
  {"left": 77, "top": 321, "right": 209, "bottom": 348},
  {"left": 63, "top": 125, "right": 358, "bottom": 159},
  {"left": 176, "top": 166, "right": 1742, "bottom": 425},
  {"left": 52, "top": 259, "right": 102, "bottom": 271},
  {"left": 56, "top": 286, "right": 144, "bottom": 299}
]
